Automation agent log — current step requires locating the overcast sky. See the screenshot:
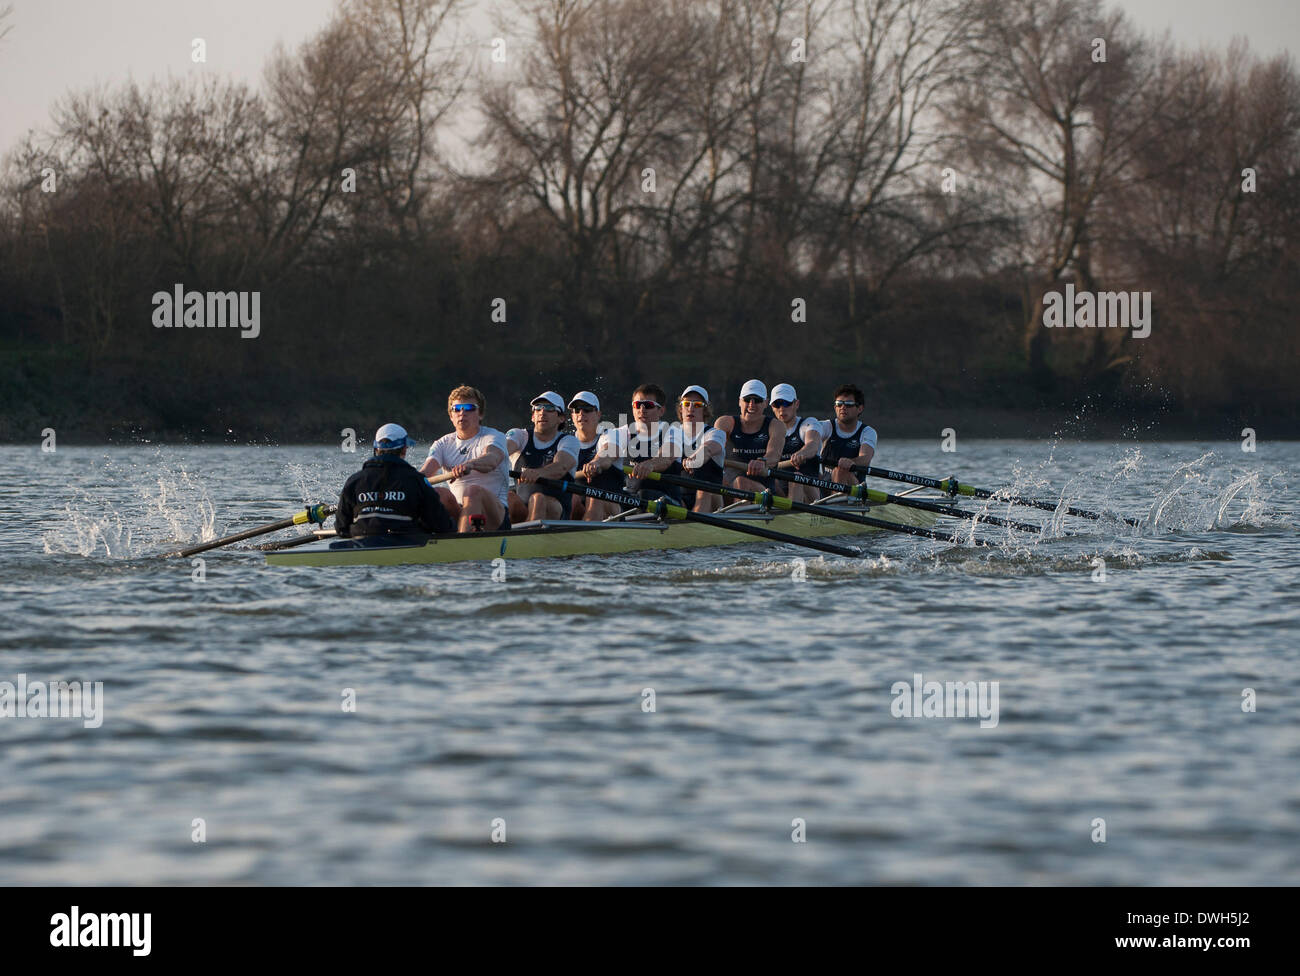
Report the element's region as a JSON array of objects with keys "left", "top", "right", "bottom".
[{"left": 1, "top": 0, "right": 1296, "bottom": 155}]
